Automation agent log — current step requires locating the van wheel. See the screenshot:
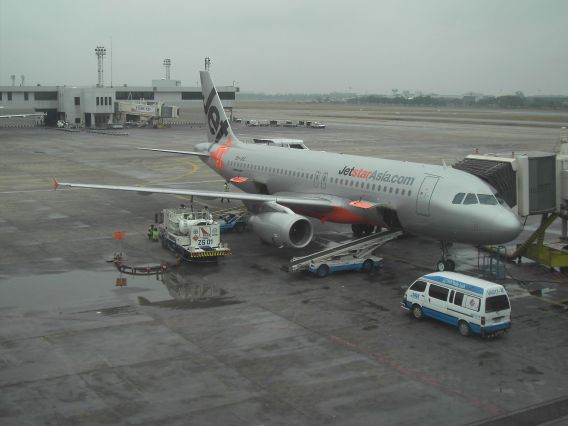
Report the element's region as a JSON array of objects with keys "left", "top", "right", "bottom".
[
  {"left": 362, "top": 259, "right": 374, "bottom": 273},
  {"left": 458, "top": 320, "right": 471, "bottom": 337},
  {"left": 316, "top": 264, "right": 330, "bottom": 278},
  {"left": 412, "top": 304, "right": 423, "bottom": 320}
]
